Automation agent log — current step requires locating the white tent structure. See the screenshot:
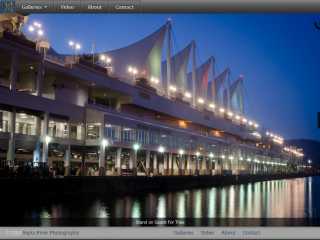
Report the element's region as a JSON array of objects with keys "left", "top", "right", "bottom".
[
  {"left": 210, "top": 68, "right": 230, "bottom": 105},
  {"left": 229, "top": 75, "right": 244, "bottom": 113},
  {"left": 79, "top": 20, "right": 245, "bottom": 113},
  {"left": 103, "top": 22, "right": 169, "bottom": 84},
  {"left": 187, "top": 57, "right": 214, "bottom": 101},
  {"left": 161, "top": 42, "right": 193, "bottom": 94}
]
